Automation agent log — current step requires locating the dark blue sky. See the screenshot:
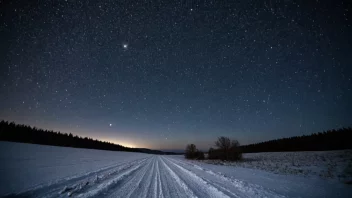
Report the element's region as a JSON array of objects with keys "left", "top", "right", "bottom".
[{"left": 0, "top": 0, "right": 351, "bottom": 150}]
